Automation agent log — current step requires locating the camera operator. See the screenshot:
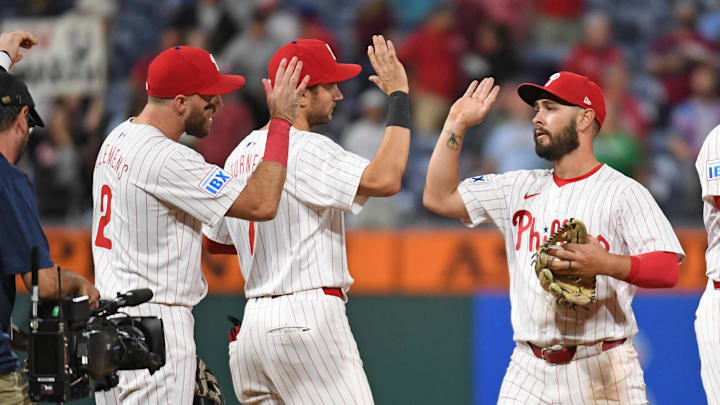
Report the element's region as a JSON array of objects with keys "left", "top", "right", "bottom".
[{"left": 0, "top": 30, "right": 100, "bottom": 405}]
